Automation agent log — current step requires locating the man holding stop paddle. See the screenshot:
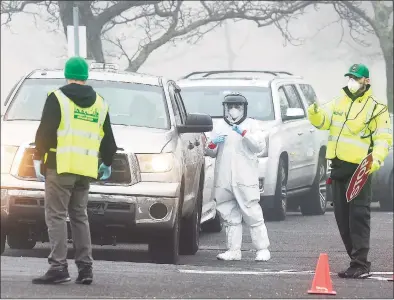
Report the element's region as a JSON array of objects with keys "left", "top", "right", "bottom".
[{"left": 307, "top": 64, "right": 392, "bottom": 279}]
